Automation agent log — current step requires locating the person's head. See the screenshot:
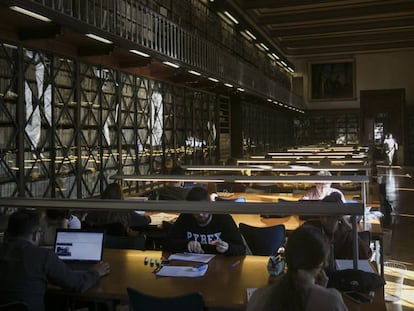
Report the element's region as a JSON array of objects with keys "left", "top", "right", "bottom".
[
  {"left": 320, "top": 192, "right": 344, "bottom": 235},
  {"left": 45, "top": 209, "right": 68, "bottom": 221},
  {"left": 263, "top": 225, "right": 330, "bottom": 311},
  {"left": 186, "top": 186, "right": 212, "bottom": 226},
  {"left": 44, "top": 209, "right": 69, "bottom": 227},
  {"left": 320, "top": 157, "right": 331, "bottom": 166},
  {"left": 6, "top": 209, "right": 42, "bottom": 245},
  {"left": 285, "top": 225, "right": 329, "bottom": 273},
  {"left": 315, "top": 170, "right": 332, "bottom": 193},
  {"left": 169, "top": 166, "right": 185, "bottom": 187},
  {"left": 225, "top": 157, "right": 237, "bottom": 165},
  {"left": 101, "top": 183, "right": 123, "bottom": 200}
]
